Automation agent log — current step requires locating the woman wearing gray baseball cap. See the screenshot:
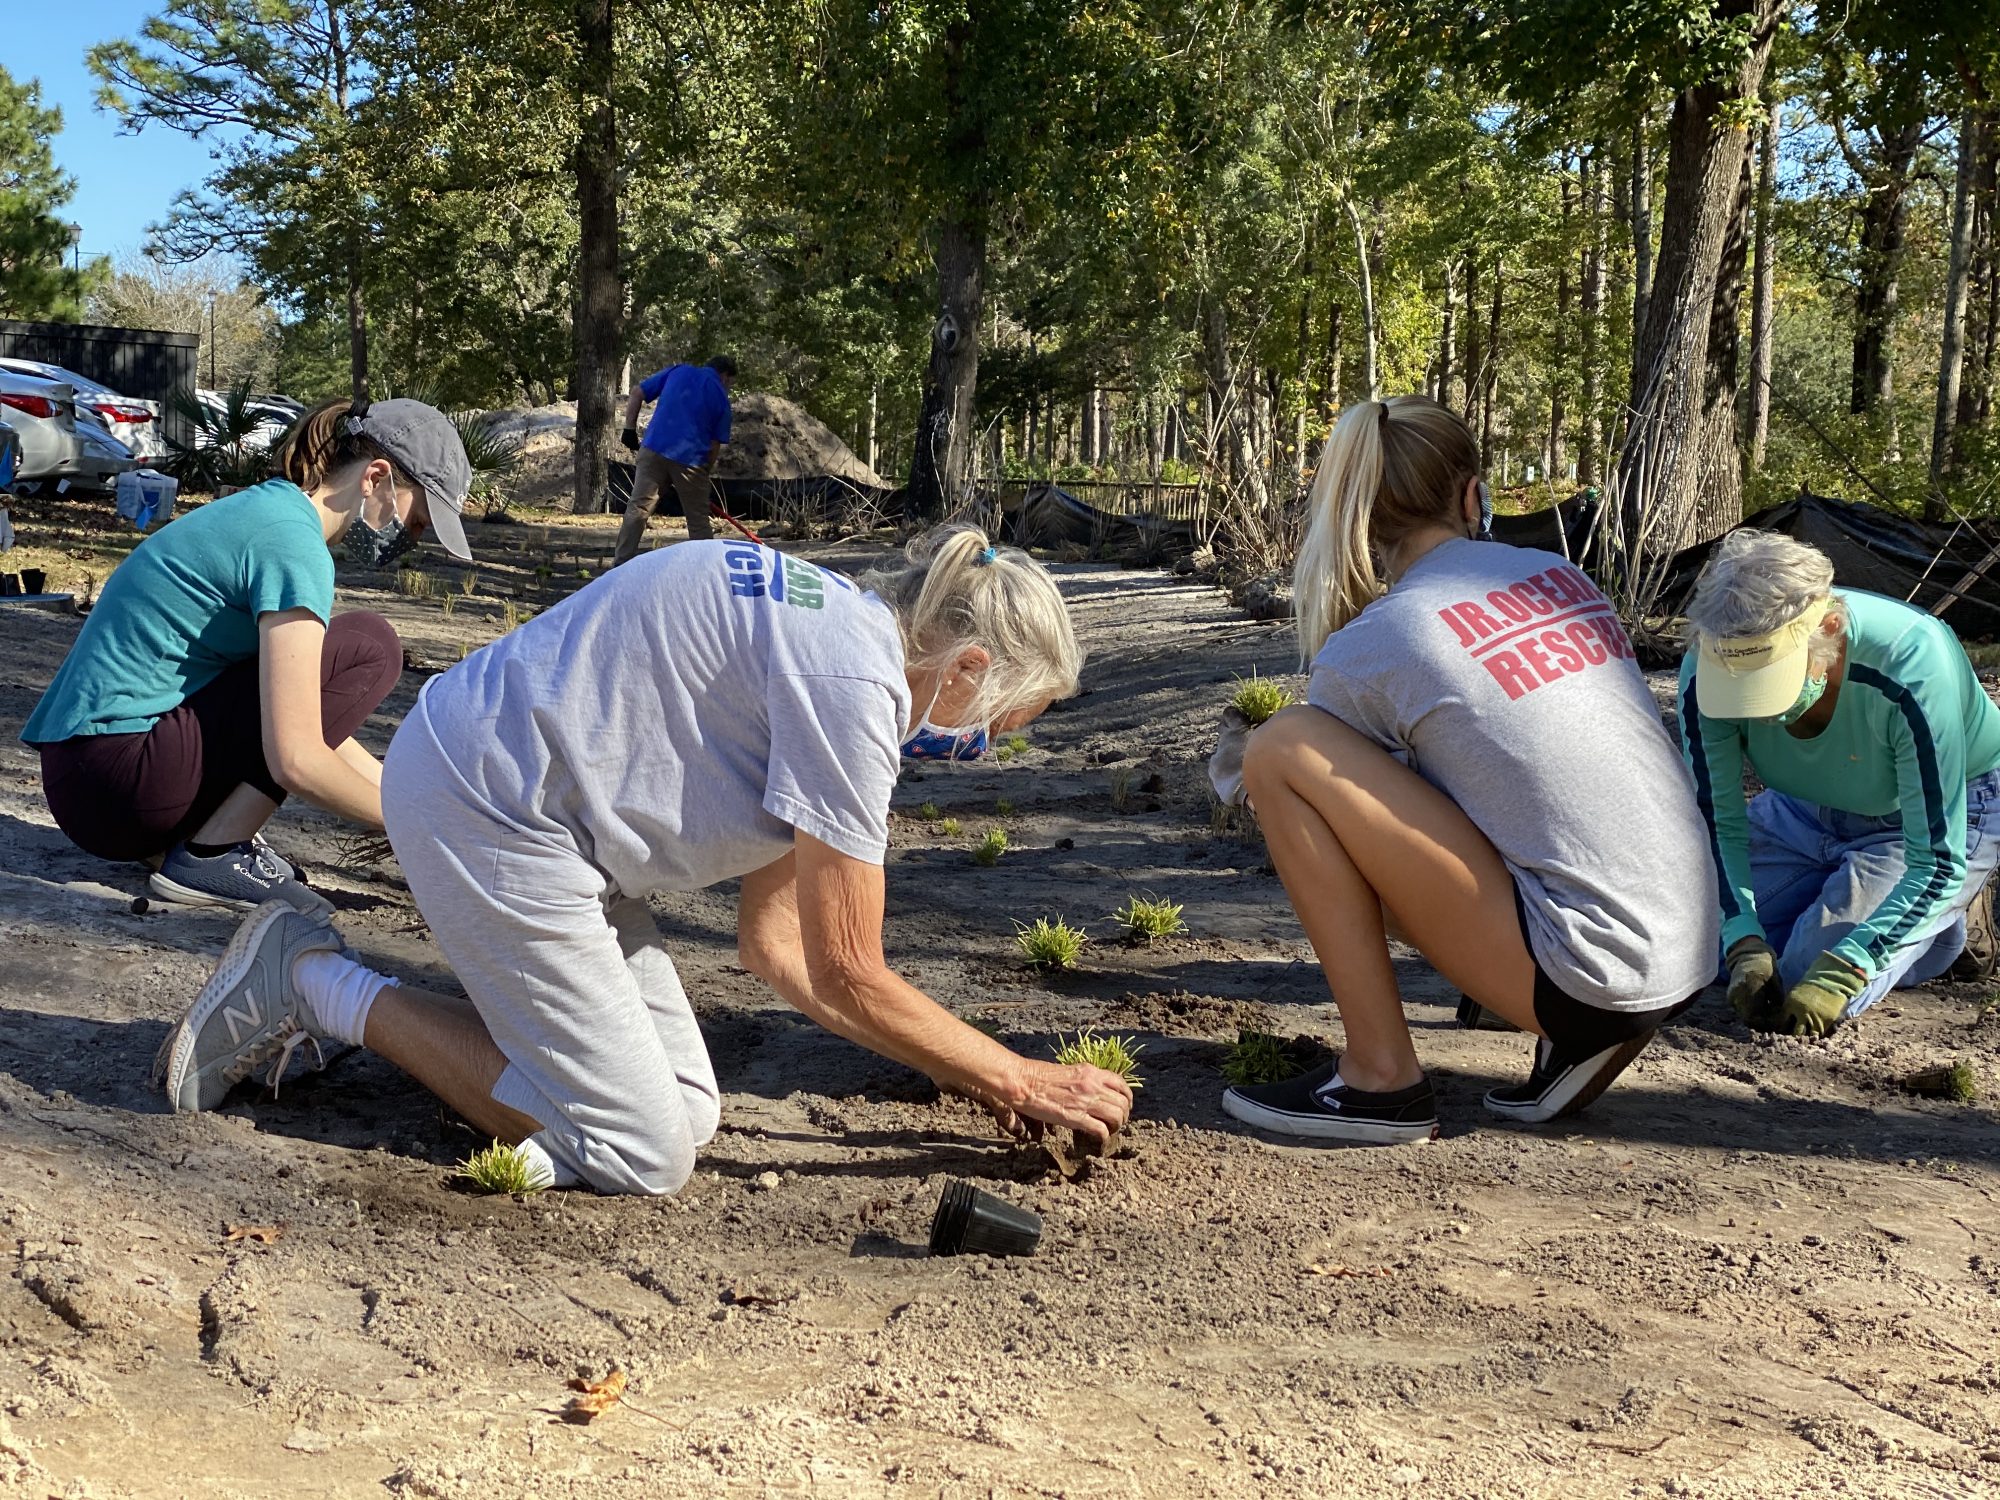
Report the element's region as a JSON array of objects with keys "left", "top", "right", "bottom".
[{"left": 23, "top": 395, "right": 472, "bottom": 914}]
